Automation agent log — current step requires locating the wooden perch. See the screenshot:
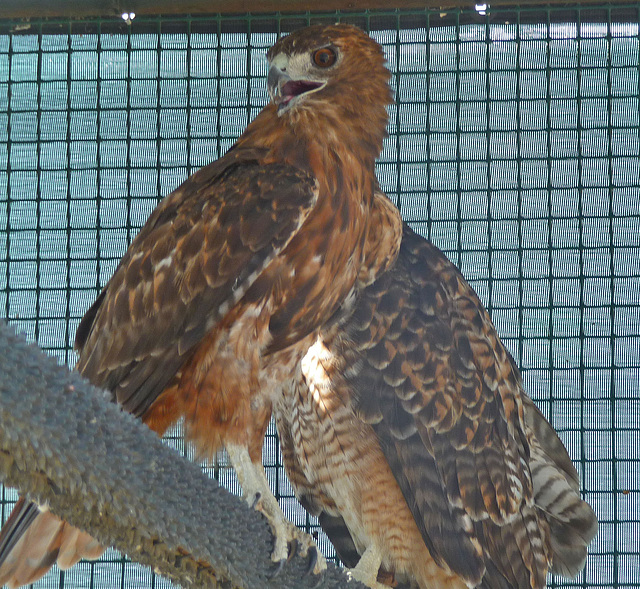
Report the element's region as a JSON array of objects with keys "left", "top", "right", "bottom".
[{"left": 0, "top": 320, "right": 366, "bottom": 589}]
